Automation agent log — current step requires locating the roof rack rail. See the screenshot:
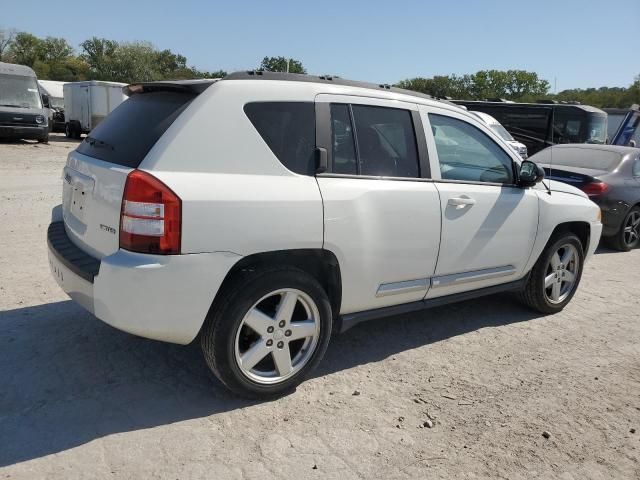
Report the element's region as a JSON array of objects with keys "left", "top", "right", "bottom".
[{"left": 221, "top": 70, "right": 442, "bottom": 103}]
